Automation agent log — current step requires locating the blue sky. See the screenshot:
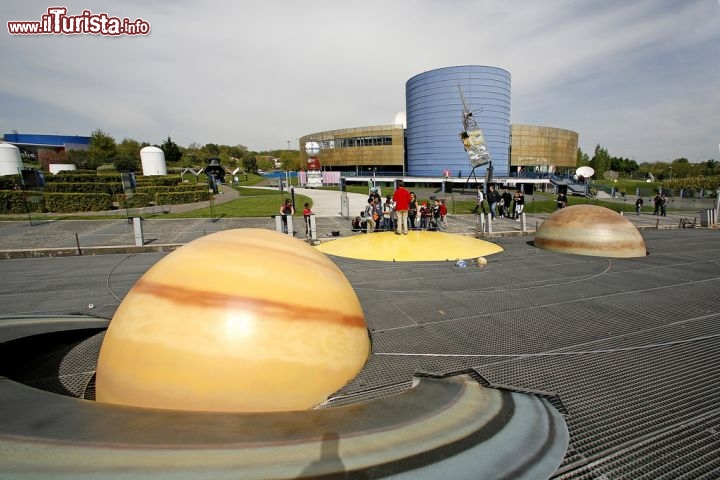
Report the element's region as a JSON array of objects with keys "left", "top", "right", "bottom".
[{"left": 2, "top": 0, "right": 719, "bottom": 163}]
